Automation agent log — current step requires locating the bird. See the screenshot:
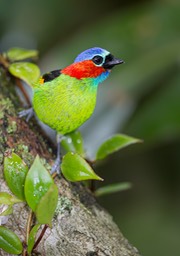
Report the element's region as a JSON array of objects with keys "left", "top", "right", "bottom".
[{"left": 19, "top": 47, "right": 124, "bottom": 174}]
